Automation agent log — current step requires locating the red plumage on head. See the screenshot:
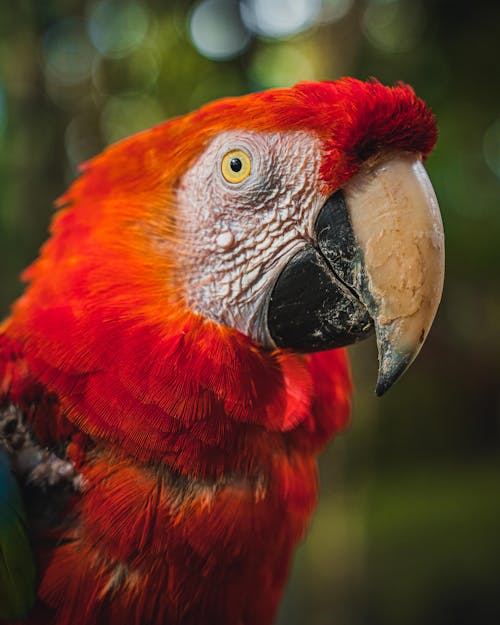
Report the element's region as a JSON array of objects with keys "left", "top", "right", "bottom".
[{"left": 0, "top": 78, "right": 436, "bottom": 625}]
